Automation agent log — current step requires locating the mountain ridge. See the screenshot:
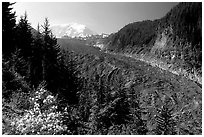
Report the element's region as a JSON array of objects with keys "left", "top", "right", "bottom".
[
  {"left": 51, "top": 23, "right": 97, "bottom": 38},
  {"left": 104, "top": 2, "right": 202, "bottom": 84}
]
